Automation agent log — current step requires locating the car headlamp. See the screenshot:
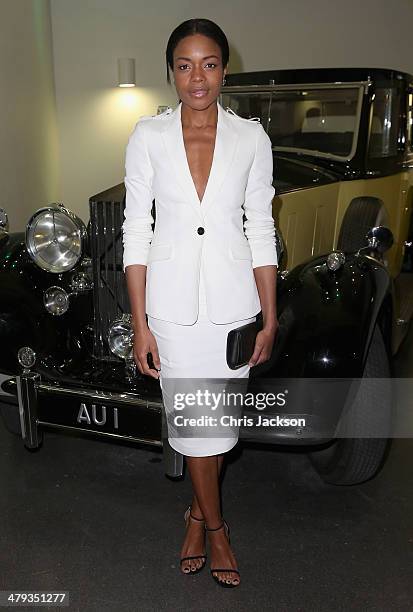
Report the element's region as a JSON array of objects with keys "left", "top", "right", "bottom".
[
  {"left": 43, "top": 286, "right": 70, "bottom": 316},
  {"left": 25, "top": 203, "right": 87, "bottom": 273},
  {"left": 108, "top": 314, "right": 134, "bottom": 360},
  {"left": 326, "top": 251, "right": 346, "bottom": 271}
]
